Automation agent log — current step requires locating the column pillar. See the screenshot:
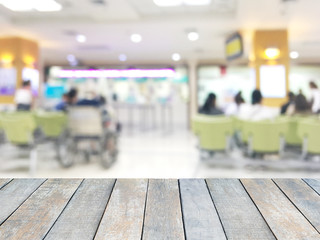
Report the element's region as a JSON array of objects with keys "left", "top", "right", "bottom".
[
  {"left": 0, "top": 37, "right": 39, "bottom": 104},
  {"left": 252, "top": 29, "right": 289, "bottom": 107}
]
